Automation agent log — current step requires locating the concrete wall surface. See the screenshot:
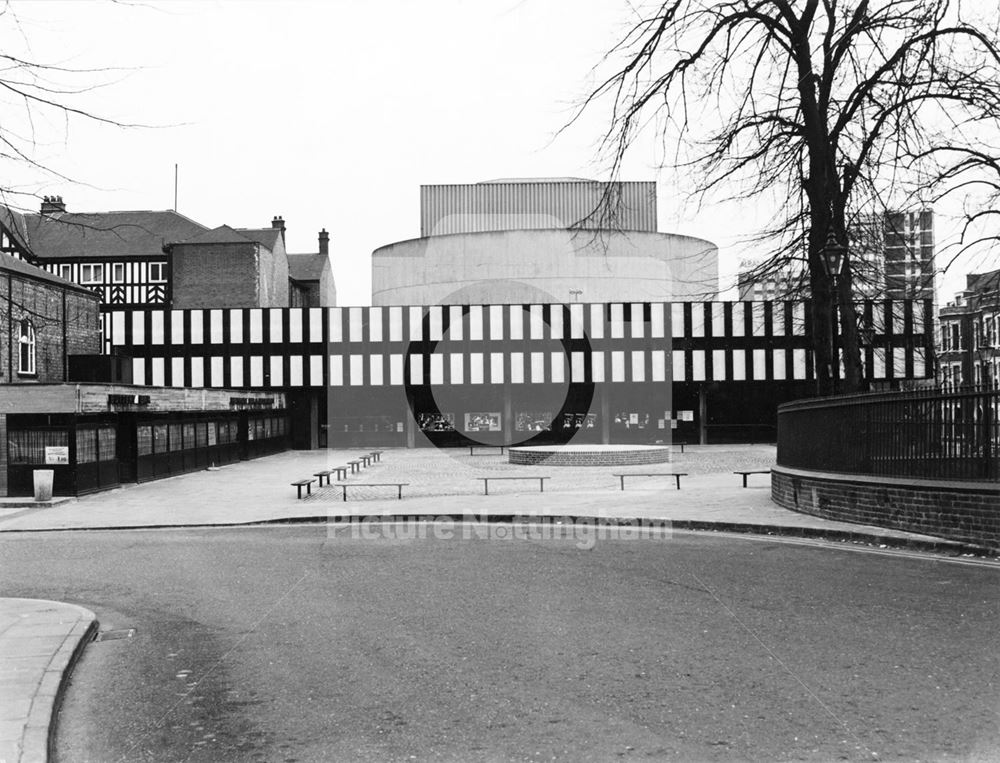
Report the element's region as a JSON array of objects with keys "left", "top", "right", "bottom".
[{"left": 372, "top": 229, "right": 719, "bottom": 305}]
